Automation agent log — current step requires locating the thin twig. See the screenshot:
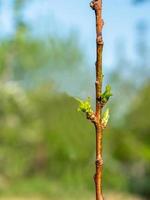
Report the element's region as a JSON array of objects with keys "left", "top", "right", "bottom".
[{"left": 90, "top": 0, "right": 104, "bottom": 199}]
